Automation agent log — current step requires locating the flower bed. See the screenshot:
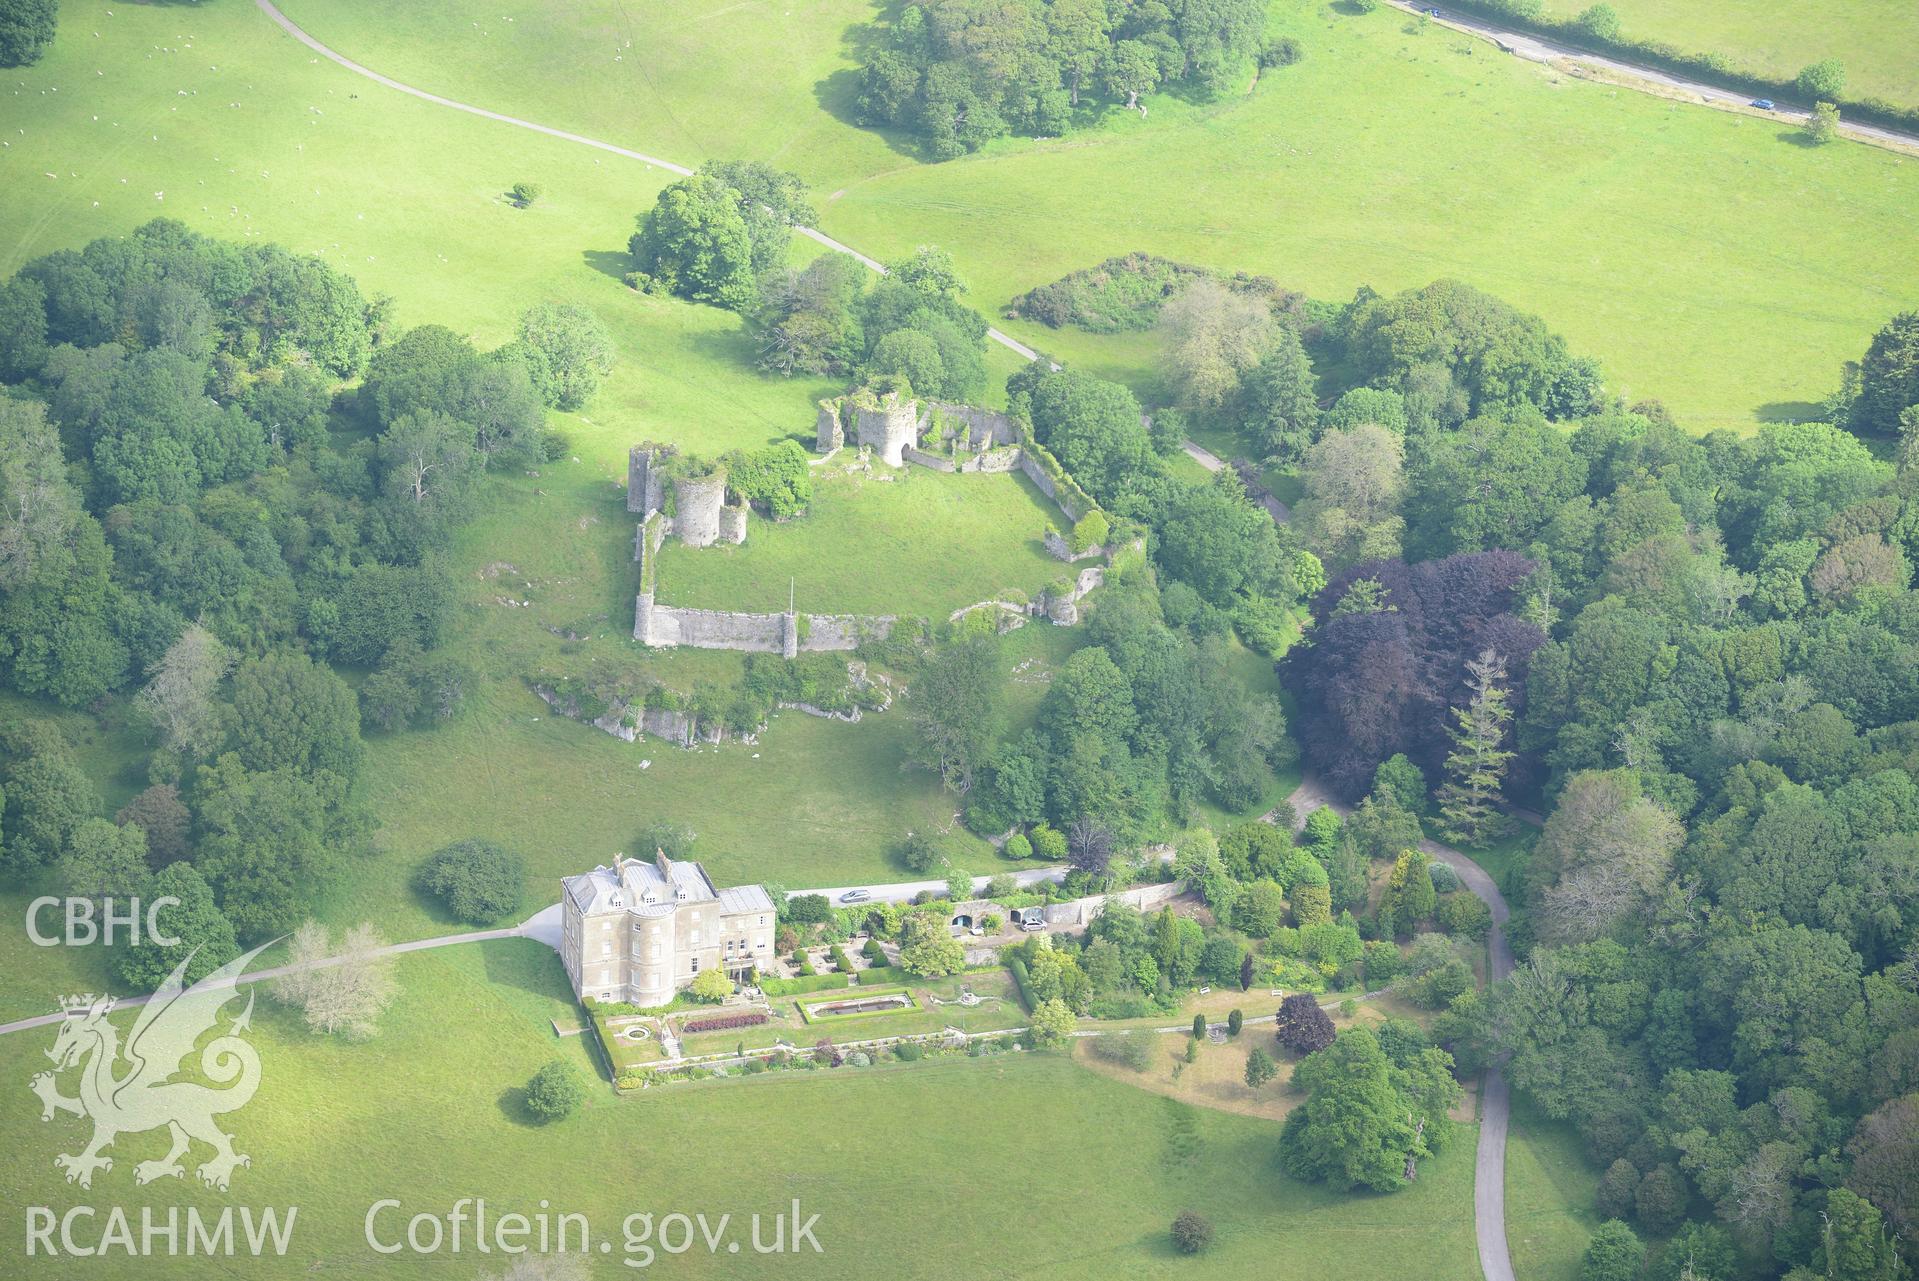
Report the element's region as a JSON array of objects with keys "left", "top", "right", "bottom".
[{"left": 681, "top": 1011, "right": 770, "bottom": 1036}]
